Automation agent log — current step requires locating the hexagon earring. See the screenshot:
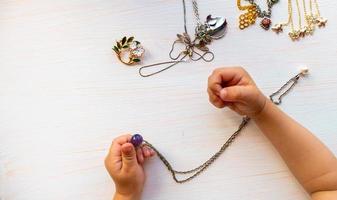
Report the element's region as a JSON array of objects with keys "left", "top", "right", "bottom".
[{"left": 113, "top": 36, "right": 145, "bottom": 65}]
